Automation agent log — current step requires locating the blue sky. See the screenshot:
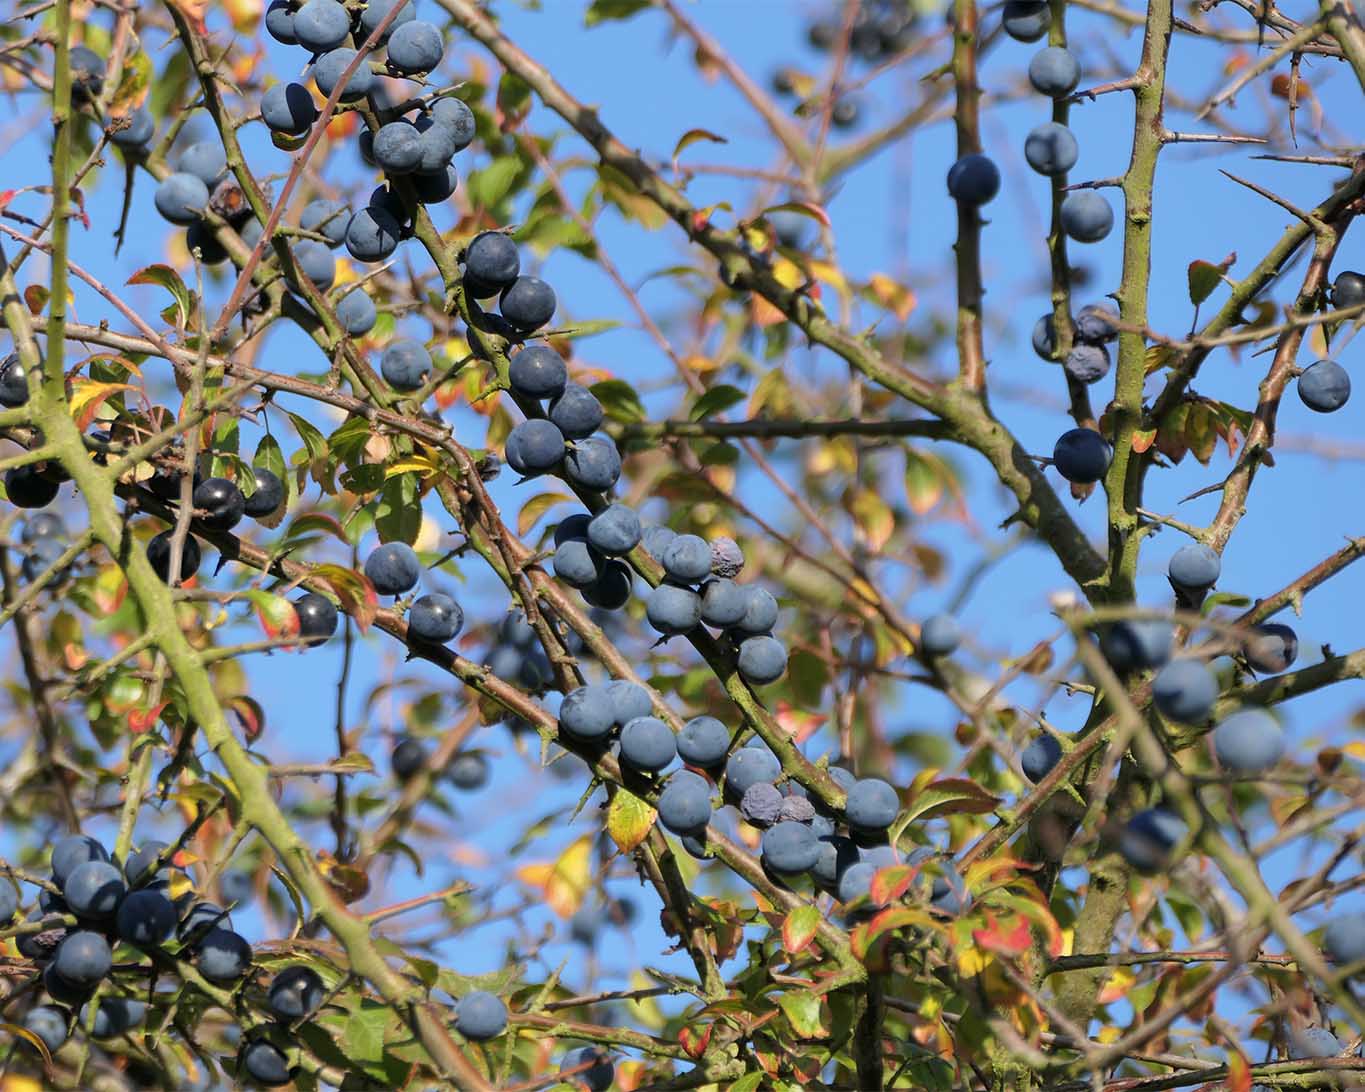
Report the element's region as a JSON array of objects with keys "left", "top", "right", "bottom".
[{"left": 3, "top": 0, "right": 1364, "bottom": 1061}]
